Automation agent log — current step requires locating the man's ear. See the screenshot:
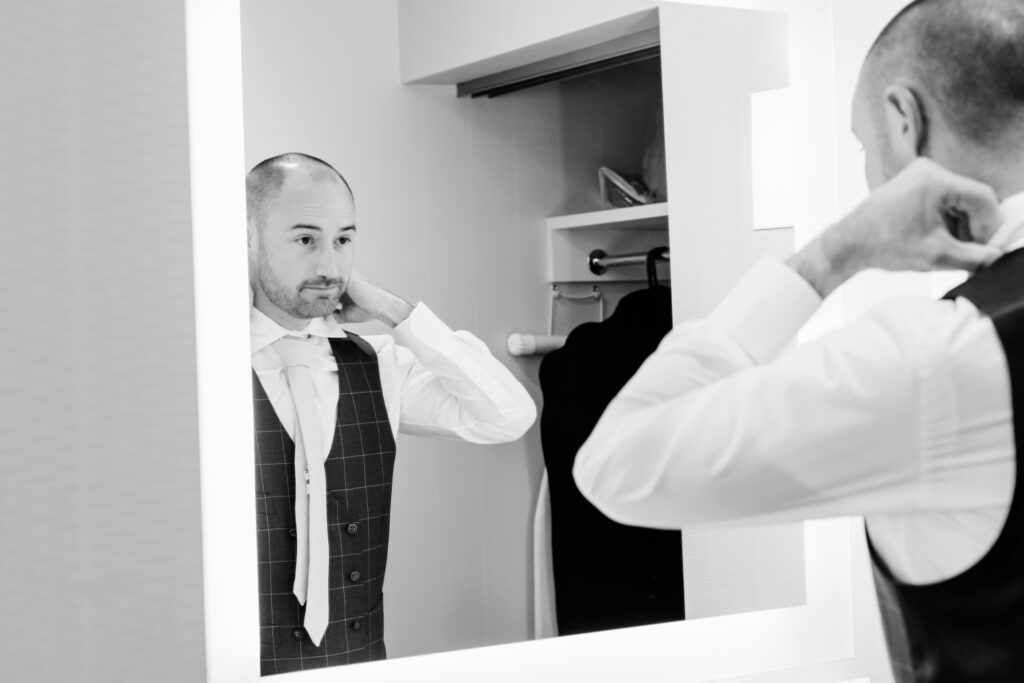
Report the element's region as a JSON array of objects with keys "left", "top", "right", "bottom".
[
  {"left": 883, "top": 84, "right": 928, "bottom": 159},
  {"left": 246, "top": 219, "right": 257, "bottom": 251},
  {"left": 246, "top": 222, "right": 258, "bottom": 303}
]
